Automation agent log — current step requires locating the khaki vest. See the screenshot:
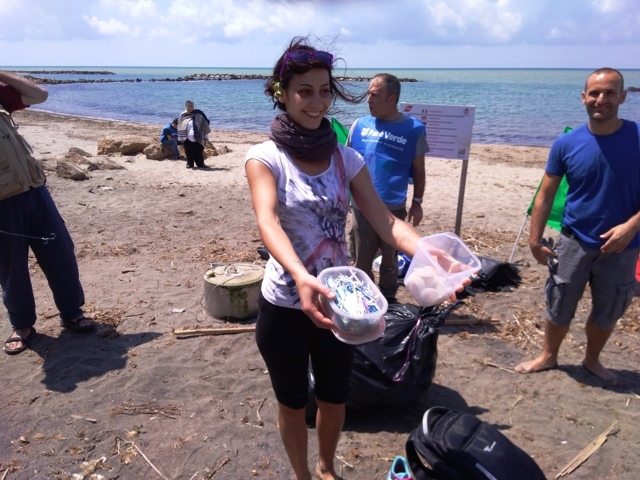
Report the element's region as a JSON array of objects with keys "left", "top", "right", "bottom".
[{"left": 0, "top": 107, "right": 46, "bottom": 201}]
